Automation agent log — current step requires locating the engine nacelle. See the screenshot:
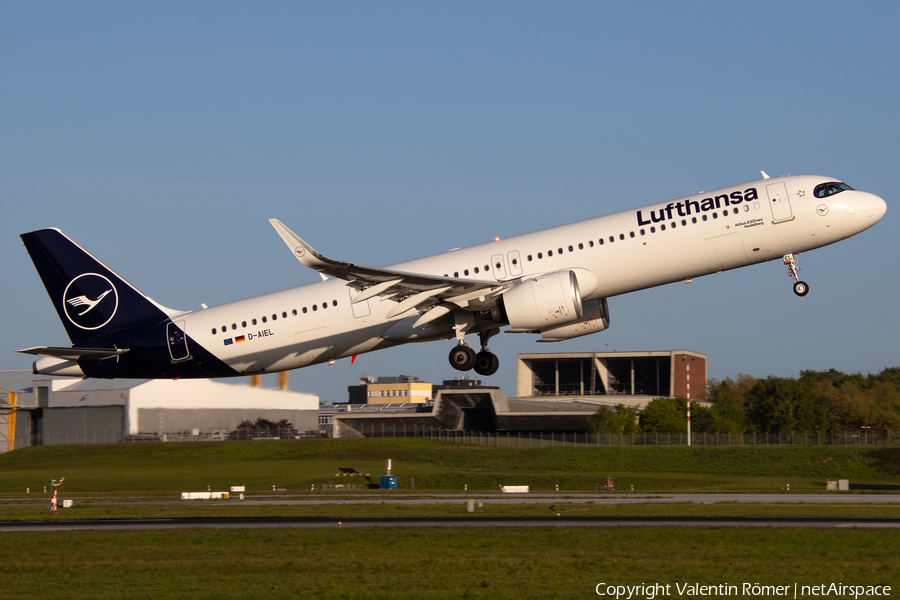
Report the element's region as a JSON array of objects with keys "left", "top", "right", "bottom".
[
  {"left": 537, "top": 298, "right": 610, "bottom": 342},
  {"left": 500, "top": 270, "right": 583, "bottom": 331}
]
